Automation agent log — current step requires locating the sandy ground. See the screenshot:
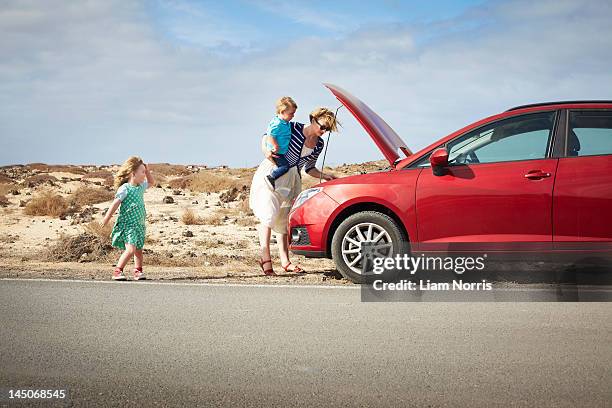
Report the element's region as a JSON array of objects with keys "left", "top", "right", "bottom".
[{"left": 0, "top": 163, "right": 389, "bottom": 284}]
